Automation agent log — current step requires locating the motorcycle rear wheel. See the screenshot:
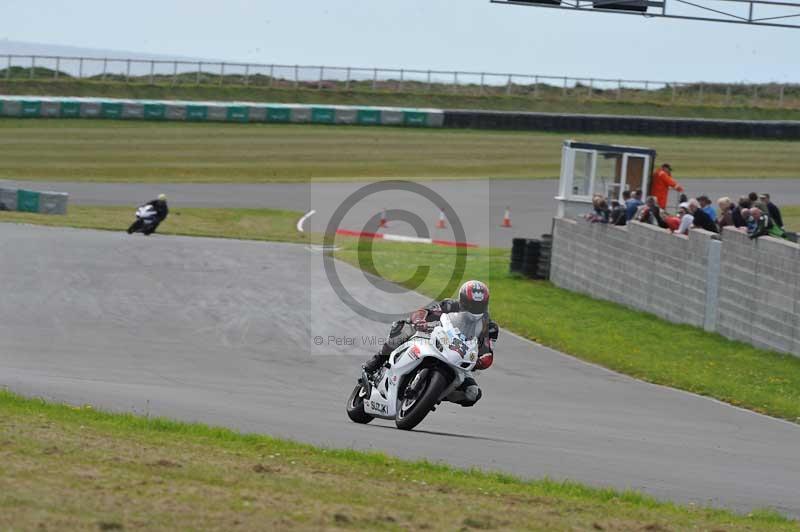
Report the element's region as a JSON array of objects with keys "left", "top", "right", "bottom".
[
  {"left": 346, "top": 384, "right": 374, "bottom": 424},
  {"left": 395, "top": 368, "right": 448, "bottom": 431}
]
